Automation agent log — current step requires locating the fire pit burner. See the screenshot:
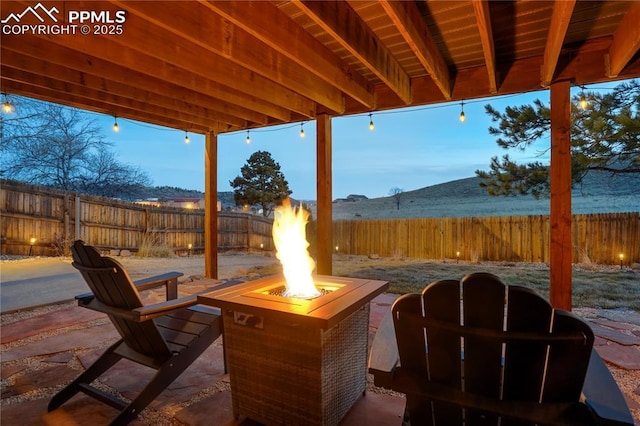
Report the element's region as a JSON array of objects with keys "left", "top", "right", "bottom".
[
  {"left": 198, "top": 274, "right": 388, "bottom": 426},
  {"left": 265, "top": 285, "right": 334, "bottom": 299}
]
